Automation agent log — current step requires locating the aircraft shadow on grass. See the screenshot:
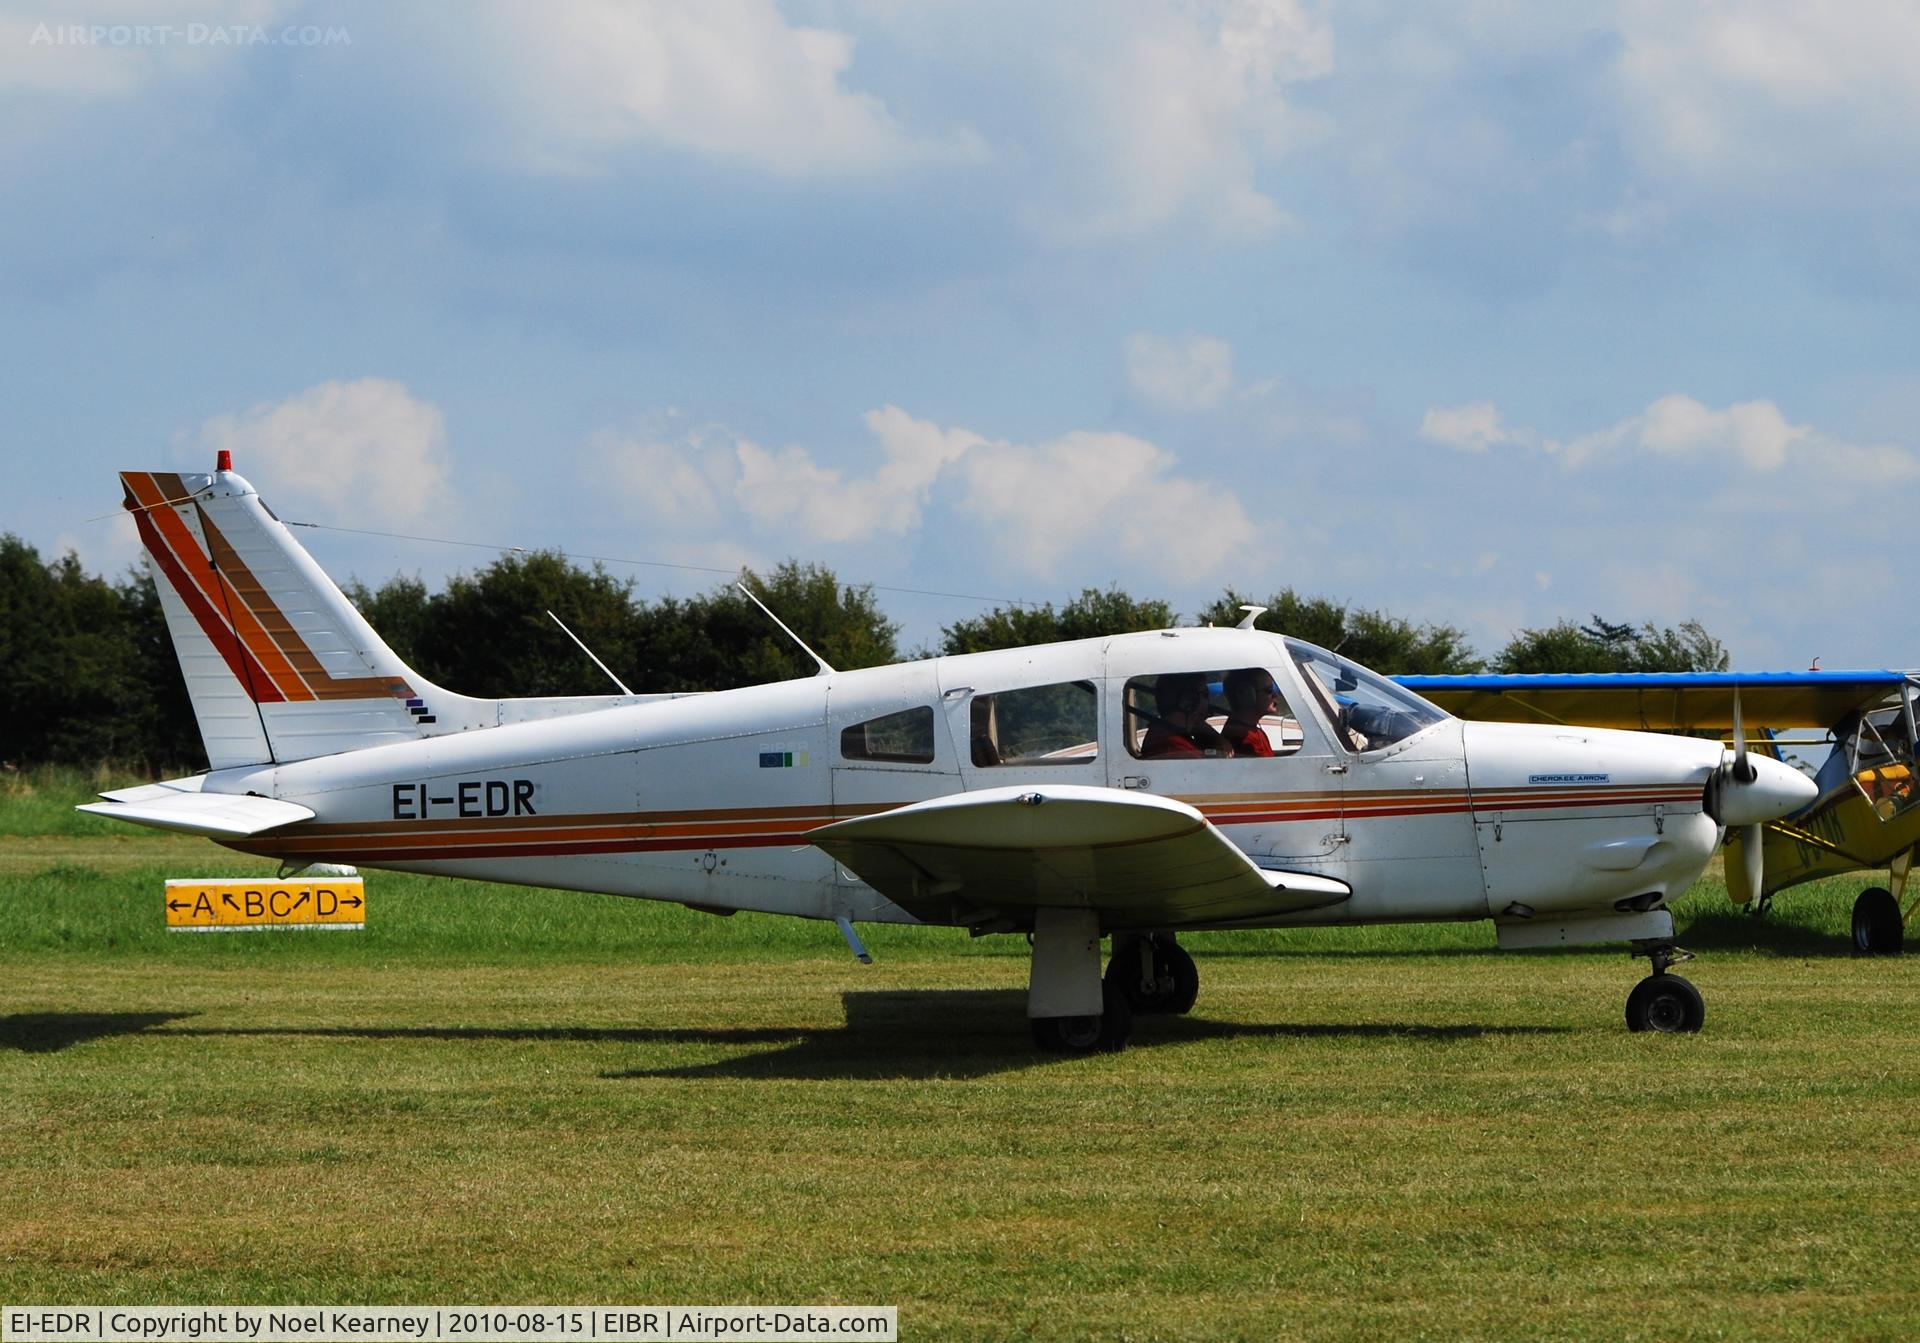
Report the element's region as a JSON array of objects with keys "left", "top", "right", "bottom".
[
  {"left": 1677, "top": 910, "right": 1855, "bottom": 958},
  {"left": 1198, "top": 914, "right": 1856, "bottom": 962},
  {"left": 600, "top": 989, "right": 1568, "bottom": 1081},
  {"left": 0, "top": 995, "right": 1564, "bottom": 1078},
  {"left": 0, "top": 1011, "right": 193, "bottom": 1053}
]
